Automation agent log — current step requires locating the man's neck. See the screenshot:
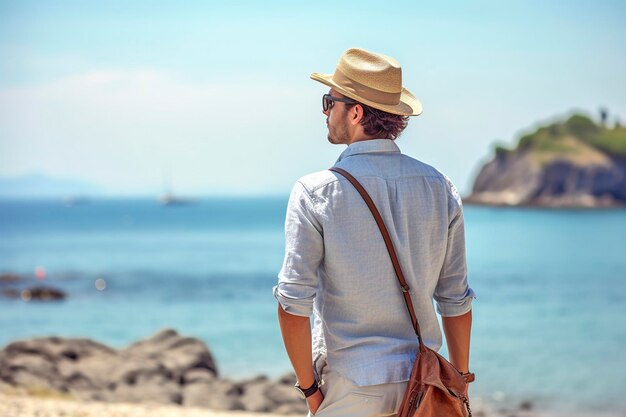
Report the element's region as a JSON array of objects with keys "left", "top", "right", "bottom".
[
  {"left": 346, "top": 132, "right": 384, "bottom": 145},
  {"left": 347, "top": 135, "right": 384, "bottom": 145}
]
